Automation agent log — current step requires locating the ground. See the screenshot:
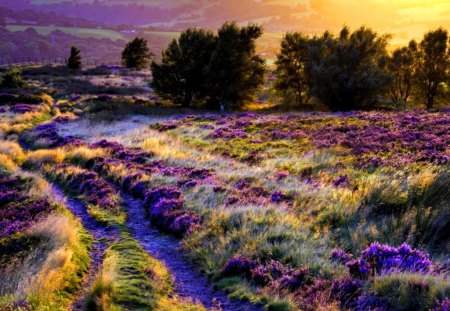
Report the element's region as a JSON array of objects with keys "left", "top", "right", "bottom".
[{"left": 0, "top": 68, "right": 448, "bottom": 310}]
